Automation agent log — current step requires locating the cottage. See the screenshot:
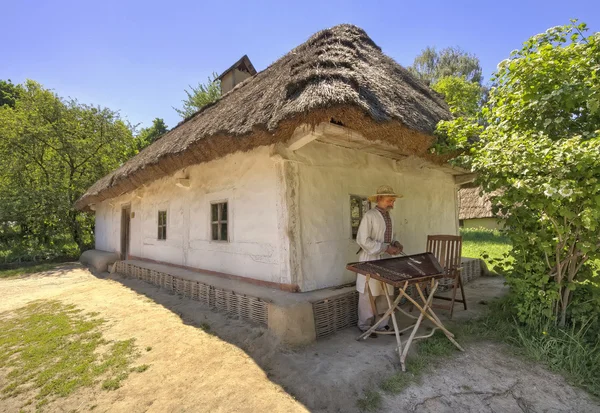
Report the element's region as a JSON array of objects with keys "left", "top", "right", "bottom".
[
  {"left": 76, "top": 24, "right": 473, "bottom": 344},
  {"left": 458, "top": 186, "right": 504, "bottom": 230}
]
